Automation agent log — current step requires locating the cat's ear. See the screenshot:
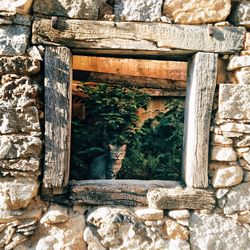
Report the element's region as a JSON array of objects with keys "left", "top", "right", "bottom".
[
  {"left": 121, "top": 144, "right": 127, "bottom": 150},
  {"left": 109, "top": 144, "right": 115, "bottom": 150}
]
